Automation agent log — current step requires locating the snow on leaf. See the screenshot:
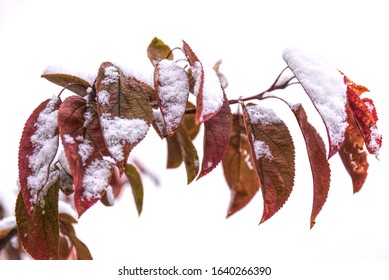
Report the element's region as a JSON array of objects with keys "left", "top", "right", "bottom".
[
  {"left": 0, "top": 216, "right": 16, "bottom": 240},
  {"left": 125, "top": 164, "right": 144, "bottom": 216},
  {"left": 18, "top": 96, "right": 61, "bottom": 214},
  {"left": 339, "top": 105, "right": 369, "bottom": 193},
  {"left": 154, "top": 59, "right": 189, "bottom": 135},
  {"left": 242, "top": 103, "right": 295, "bottom": 224},
  {"left": 15, "top": 179, "right": 59, "bottom": 260},
  {"left": 292, "top": 104, "right": 330, "bottom": 228},
  {"left": 58, "top": 95, "right": 112, "bottom": 216},
  {"left": 182, "top": 40, "right": 224, "bottom": 124},
  {"left": 222, "top": 114, "right": 260, "bottom": 217},
  {"left": 41, "top": 68, "right": 92, "bottom": 97},
  {"left": 198, "top": 92, "right": 232, "bottom": 179},
  {"left": 147, "top": 37, "right": 173, "bottom": 66},
  {"left": 283, "top": 46, "right": 348, "bottom": 158},
  {"left": 344, "top": 75, "right": 382, "bottom": 156},
  {"left": 95, "top": 62, "right": 153, "bottom": 173}
]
